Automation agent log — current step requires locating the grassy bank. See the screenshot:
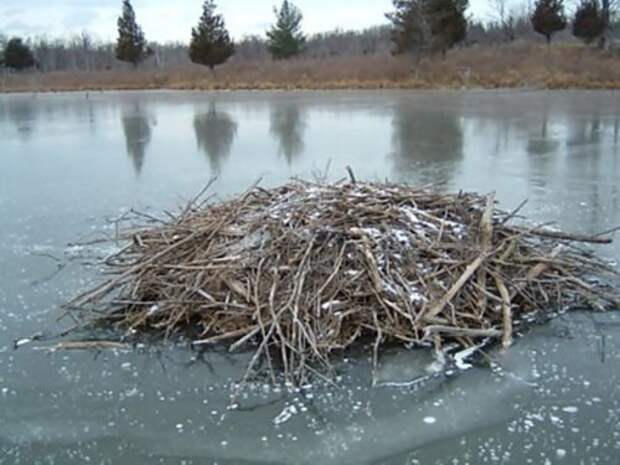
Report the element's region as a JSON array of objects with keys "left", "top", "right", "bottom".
[{"left": 2, "top": 43, "right": 620, "bottom": 93}]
